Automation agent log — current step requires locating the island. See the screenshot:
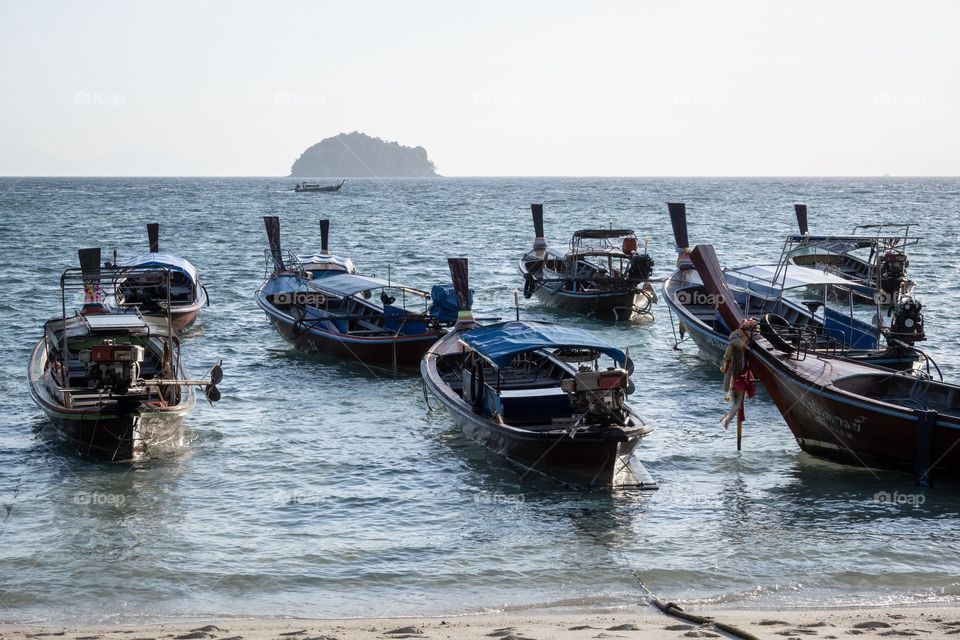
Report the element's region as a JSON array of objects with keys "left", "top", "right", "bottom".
[{"left": 289, "top": 132, "right": 438, "bottom": 177}]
